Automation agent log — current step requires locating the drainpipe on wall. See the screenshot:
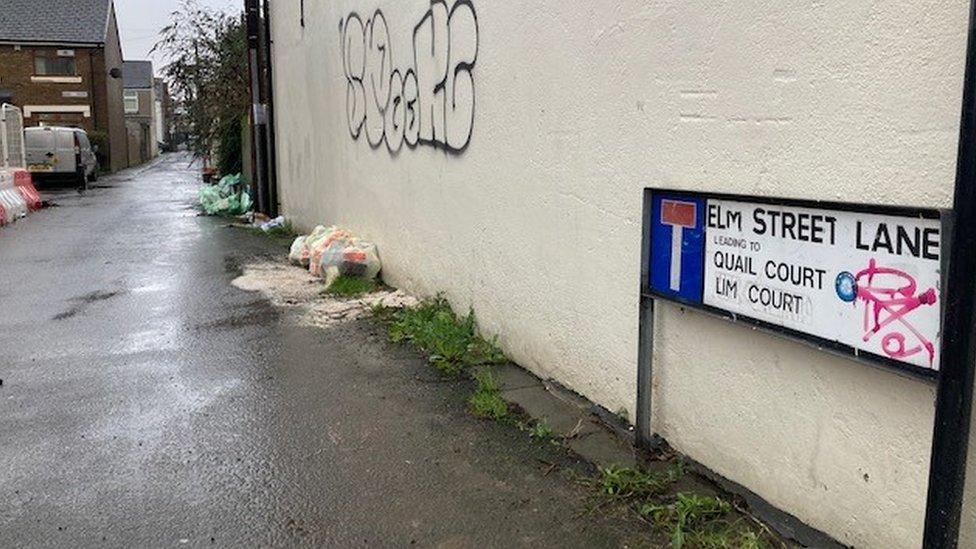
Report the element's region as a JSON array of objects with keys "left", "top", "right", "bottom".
[
  {"left": 261, "top": 0, "right": 278, "bottom": 218},
  {"left": 88, "top": 50, "right": 96, "bottom": 129},
  {"left": 245, "top": 0, "right": 268, "bottom": 215},
  {"left": 922, "top": 1, "right": 976, "bottom": 547}
]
